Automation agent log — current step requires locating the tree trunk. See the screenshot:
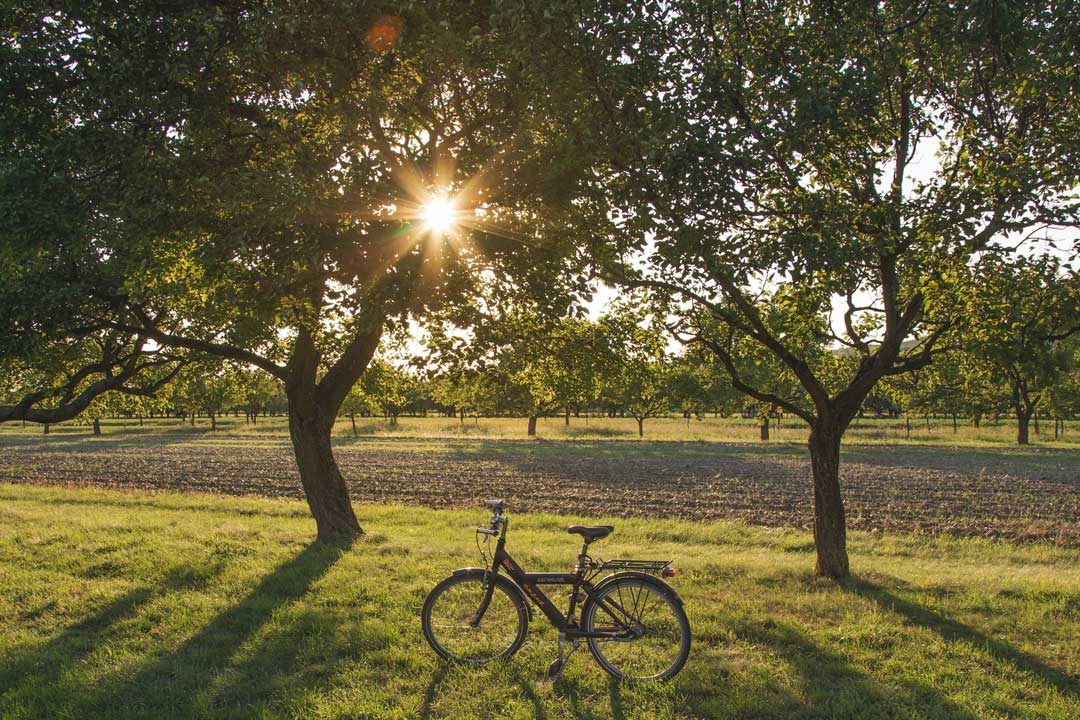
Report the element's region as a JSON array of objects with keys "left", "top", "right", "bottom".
[
  {"left": 44, "top": 423, "right": 50, "bottom": 435},
  {"left": 760, "top": 416, "right": 770, "bottom": 442},
  {"left": 350, "top": 412, "right": 357, "bottom": 437},
  {"left": 287, "top": 405, "right": 360, "bottom": 541},
  {"left": 282, "top": 325, "right": 381, "bottom": 543},
  {"left": 952, "top": 413, "right": 957, "bottom": 434},
  {"left": 1016, "top": 406, "right": 1032, "bottom": 445},
  {"left": 565, "top": 407, "right": 570, "bottom": 426},
  {"left": 210, "top": 412, "right": 217, "bottom": 432},
  {"left": 93, "top": 418, "right": 101, "bottom": 435},
  {"left": 905, "top": 414, "right": 911, "bottom": 439},
  {"left": 808, "top": 422, "right": 849, "bottom": 579},
  {"left": 636, "top": 417, "right": 644, "bottom": 438},
  {"left": 527, "top": 414, "right": 538, "bottom": 436},
  {"left": 1033, "top": 413, "right": 1040, "bottom": 436}
]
